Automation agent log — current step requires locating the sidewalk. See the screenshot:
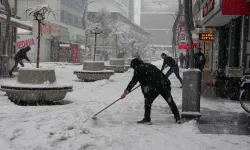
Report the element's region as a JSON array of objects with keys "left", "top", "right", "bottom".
[{"left": 198, "top": 102, "right": 250, "bottom": 135}]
